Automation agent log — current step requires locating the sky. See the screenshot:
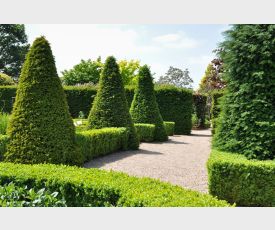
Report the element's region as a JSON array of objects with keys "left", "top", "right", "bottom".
[{"left": 25, "top": 24, "right": 230, "bottom": 89}]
